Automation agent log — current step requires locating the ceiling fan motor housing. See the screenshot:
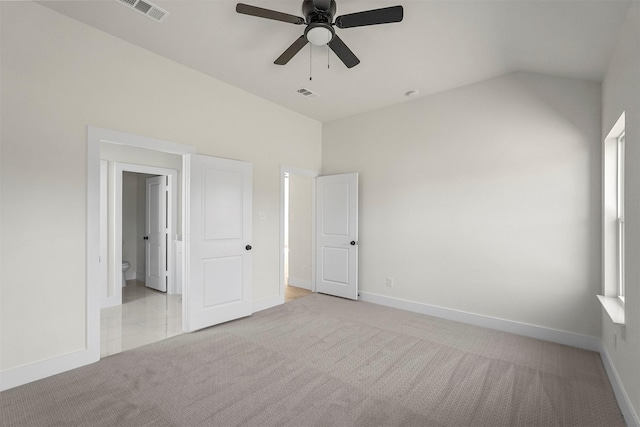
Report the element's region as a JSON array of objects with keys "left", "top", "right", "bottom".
[{"left": 302, "top": 0, "right": 336, "bottom": 24}]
